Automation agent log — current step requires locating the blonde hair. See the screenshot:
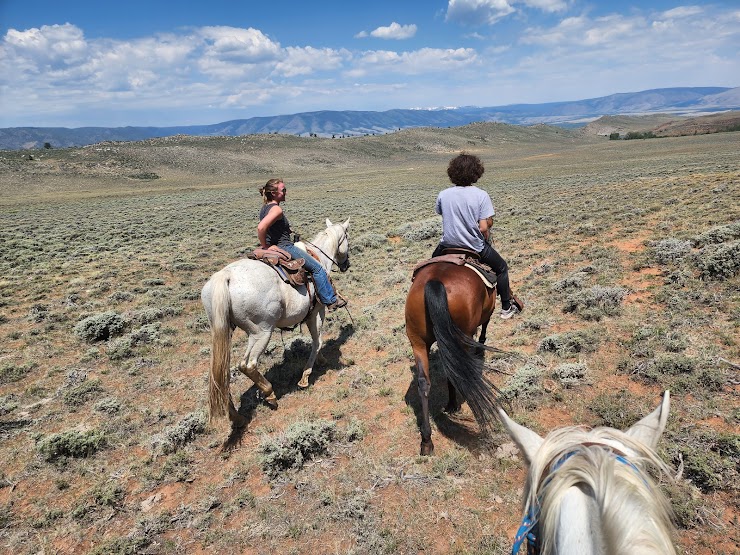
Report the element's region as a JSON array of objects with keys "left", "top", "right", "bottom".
[{"left": 259, "top": 178, "right": 283, "bottom": 204}]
